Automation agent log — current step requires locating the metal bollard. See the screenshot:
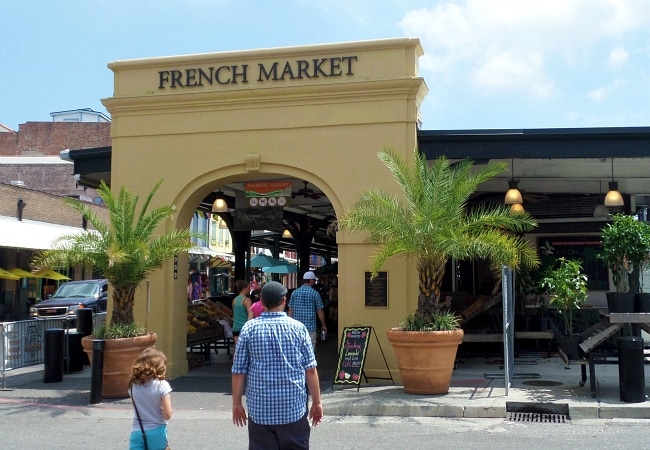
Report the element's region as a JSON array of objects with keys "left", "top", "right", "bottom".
[
  {"left": 43, "top": 328, "right": 64, "bottom": 383},
  {"left": 76, "top": 309, "right": 94, "bottom": 337},
  {"left": 64, "top": 331, "right": 84, "bottom": 373},
  {"left": 90, "top": 339, "right": 105, "bottom": 404},
  {"left": 77, "top": 309, "right": 94, "bottom": 366}
]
